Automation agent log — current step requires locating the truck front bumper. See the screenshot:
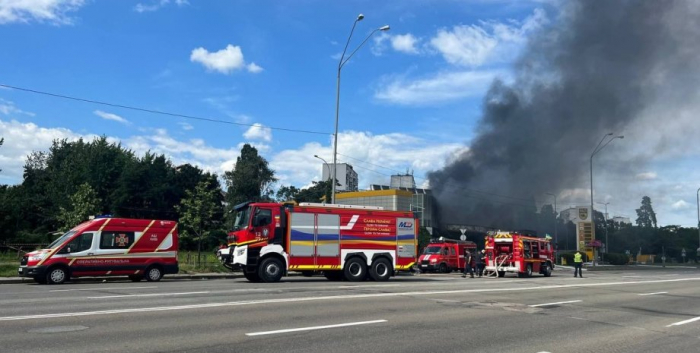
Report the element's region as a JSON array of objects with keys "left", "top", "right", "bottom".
[{"left": 18, "top": 265, "right": 46, "bottom": 278}]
